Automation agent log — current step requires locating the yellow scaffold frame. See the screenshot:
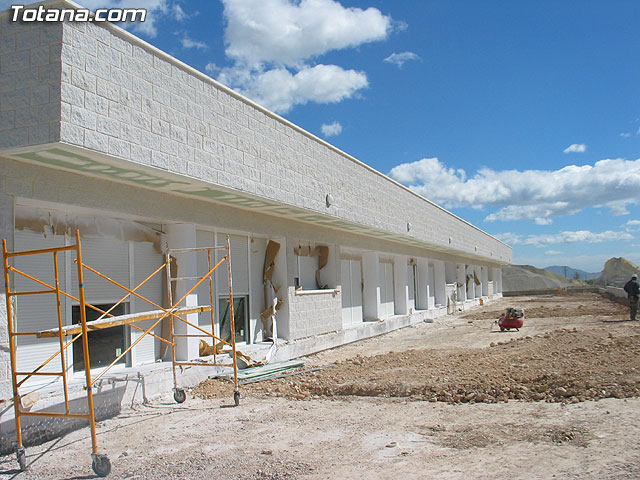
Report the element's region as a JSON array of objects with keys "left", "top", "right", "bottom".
[{"left": 1, "top": 230, "right": 239, "bottom": 477}]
